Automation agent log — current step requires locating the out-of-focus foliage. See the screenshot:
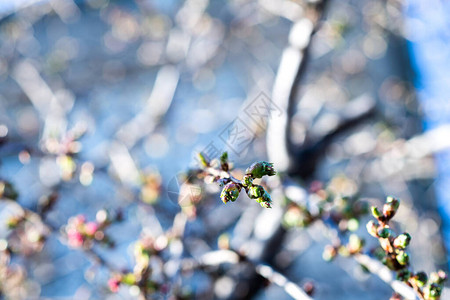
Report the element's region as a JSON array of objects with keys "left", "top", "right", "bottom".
[{"left": 0, "top": 0, "right": 448, "bottom": 299}]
